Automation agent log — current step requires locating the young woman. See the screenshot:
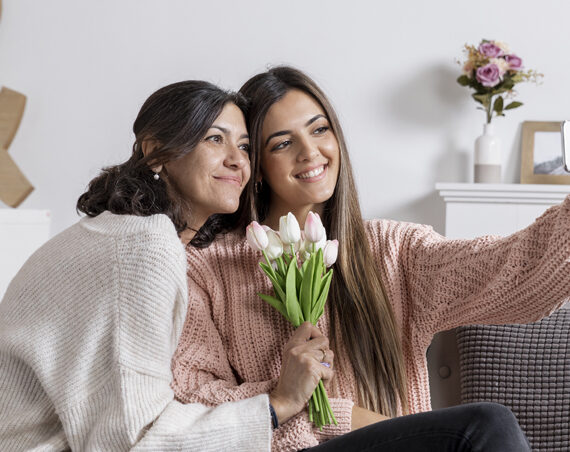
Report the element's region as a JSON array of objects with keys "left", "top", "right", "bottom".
[
  {"left": 0, "top": 80, "right": 332, "bottom": 451},
  {"left": 171, "top": 67, "right": 568, "bottom": 451}
]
